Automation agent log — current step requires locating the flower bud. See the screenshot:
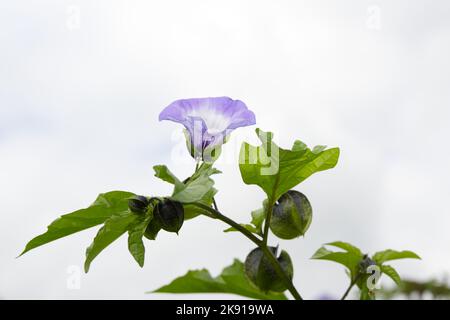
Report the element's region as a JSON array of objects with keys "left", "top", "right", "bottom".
[
  {"left": 154, "top": 198, "right": 184, "bottom": 234},
  {"left": 270, "top": 190, "right": 312, "bottom": 239},
  {"left": 359, "top": 254, "right": 376, "bottom": 273},
  {"left": 128, "top": 195, "right": 149, "bottom": 214},
  {"left": 244, "top": 247, "right": 294, "bottom": 292}
]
